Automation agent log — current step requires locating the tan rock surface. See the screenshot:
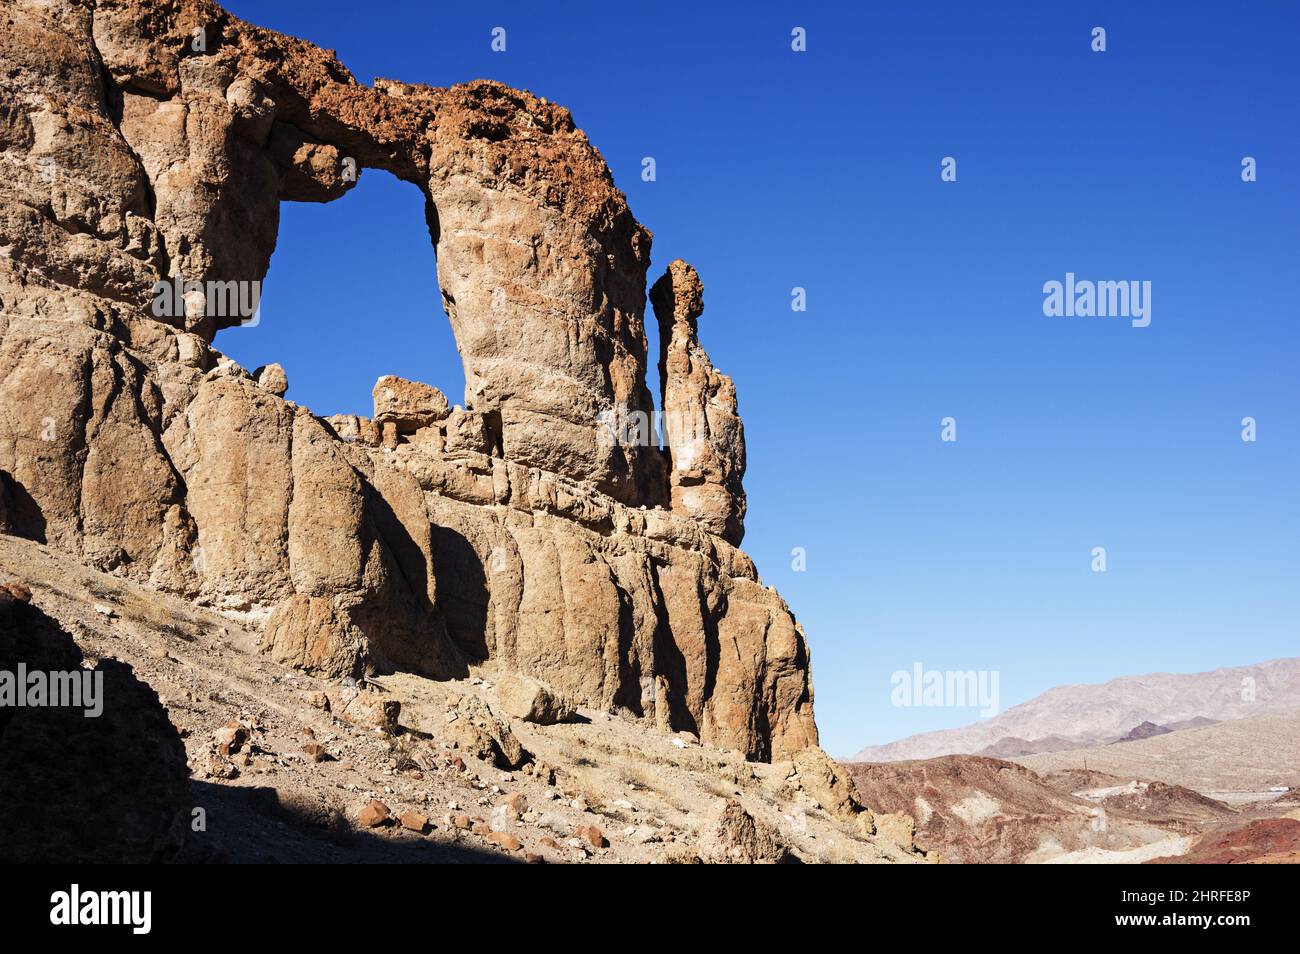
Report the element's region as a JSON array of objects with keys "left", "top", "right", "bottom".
[
  {"left": 650, "top": 260, "right": 747, "bottom": 545},
  {"left": 707, "top": 799, "right": 796, "bottom": 864},
  {"left": 494, "top": 672, "right": 577, "bottom": 725},
  {"left": 373, "top": 375, "right": 450, "bottom": 433}
]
